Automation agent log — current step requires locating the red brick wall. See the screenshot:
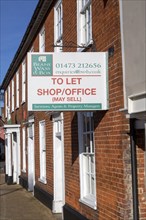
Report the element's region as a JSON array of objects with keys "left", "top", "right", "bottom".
[{"left": 63, "top": 0, "right": 132, "bottom": 219}]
